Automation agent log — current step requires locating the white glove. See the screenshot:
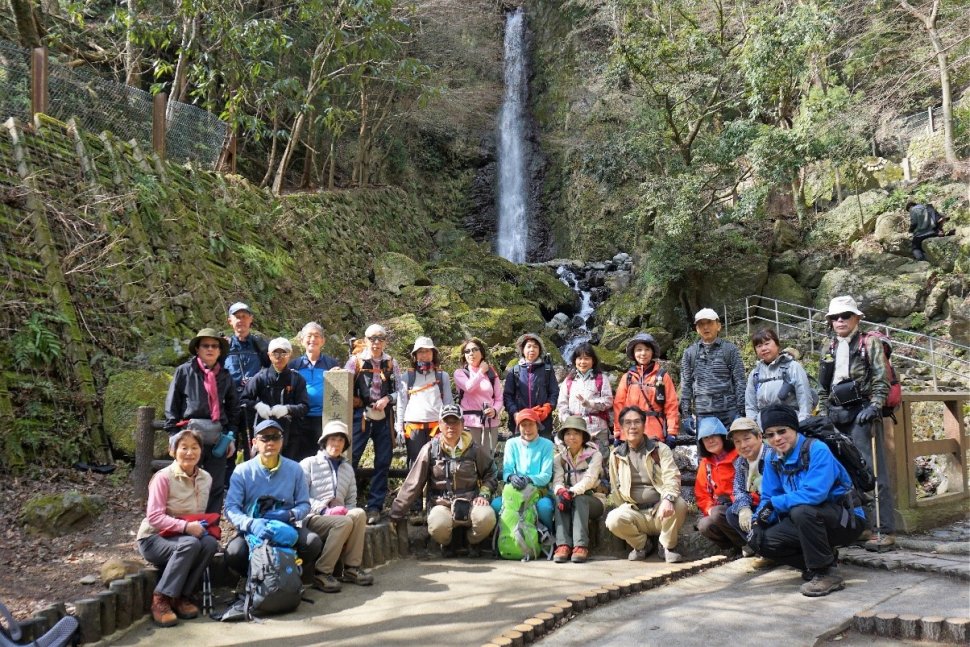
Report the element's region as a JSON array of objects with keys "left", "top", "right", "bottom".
[
  {"left": 271, "top": 404, "right": 290, "bottom": 418},
  {"left": 739, "top": 507, "right": 753, "bottom": 533},
  {"left": 255, "top": 402, "right": 272, "bottom": 419},
  {"left": 396, "top": 430, "right": 405, "bottom": 446}
]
